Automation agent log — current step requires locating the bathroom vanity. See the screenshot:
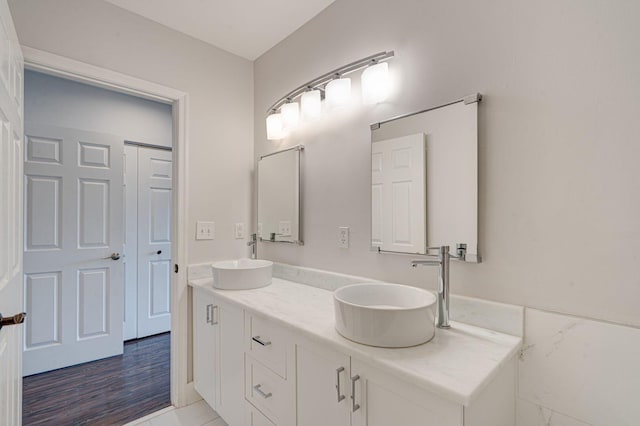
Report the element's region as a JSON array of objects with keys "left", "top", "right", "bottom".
[{"left": 189, "top": 270, "right": 521, "bottom": 426}]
